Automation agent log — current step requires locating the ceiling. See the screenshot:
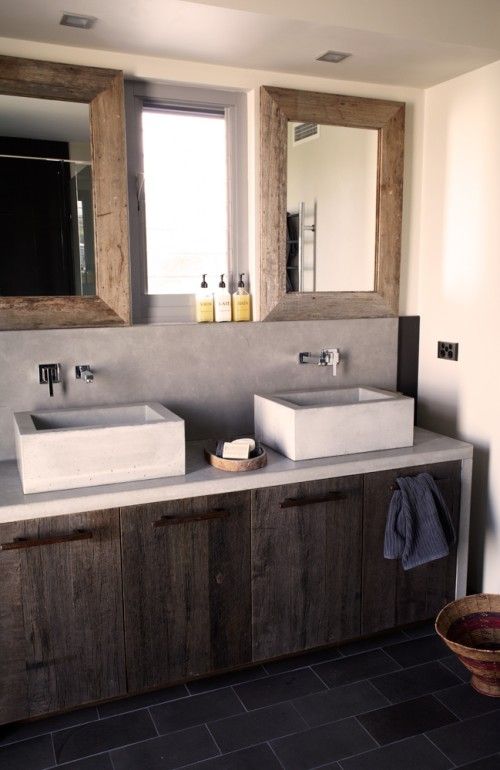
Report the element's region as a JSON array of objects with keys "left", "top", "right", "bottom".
[{"left": 1, "top": 0, "right": 500, "bottom": 87}]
